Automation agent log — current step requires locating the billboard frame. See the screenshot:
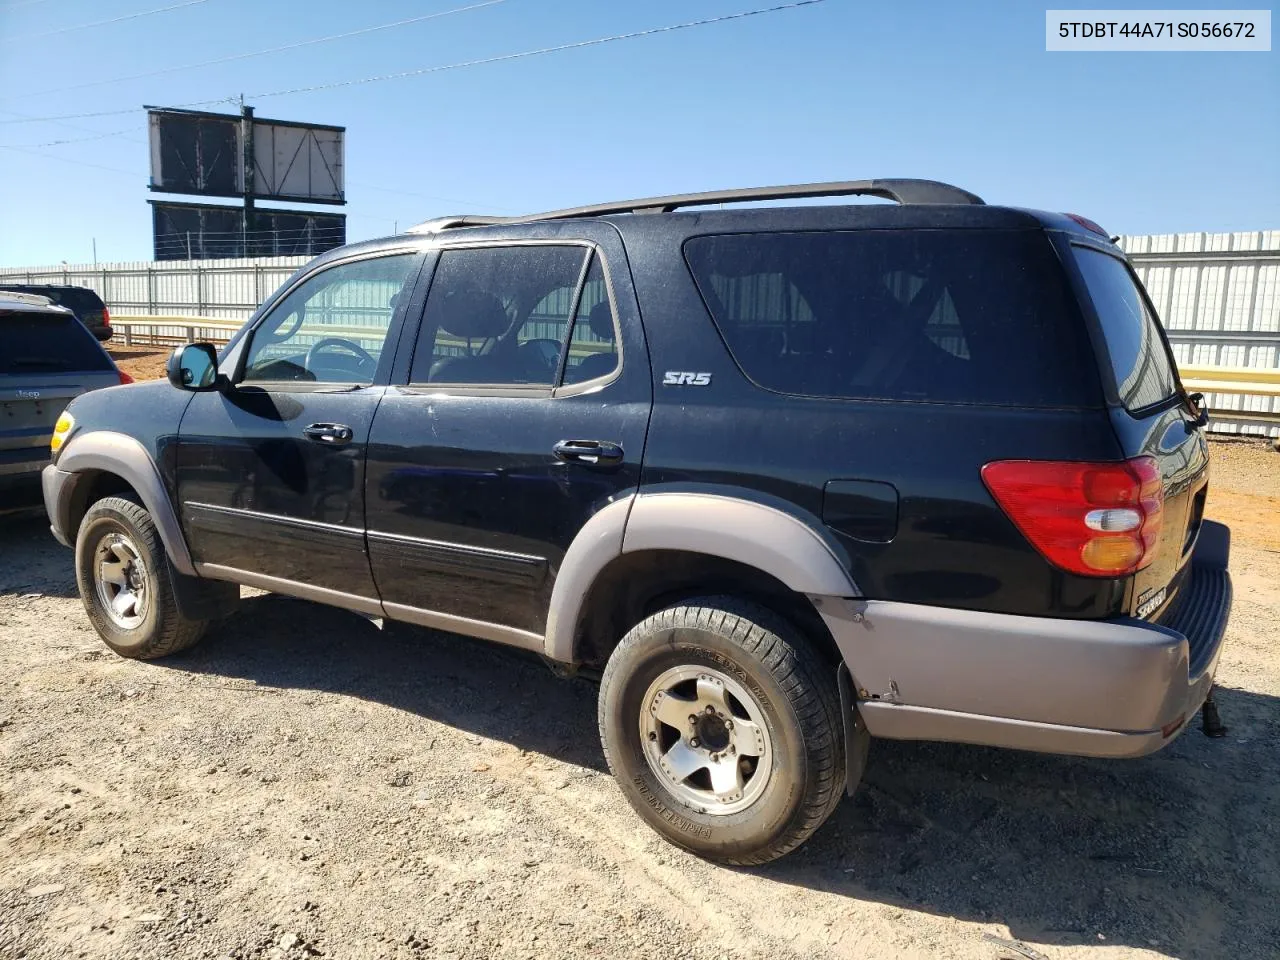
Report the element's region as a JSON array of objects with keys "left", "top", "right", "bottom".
[{"left": 146, "top": 105, "right": 347, "bottom": 205}]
